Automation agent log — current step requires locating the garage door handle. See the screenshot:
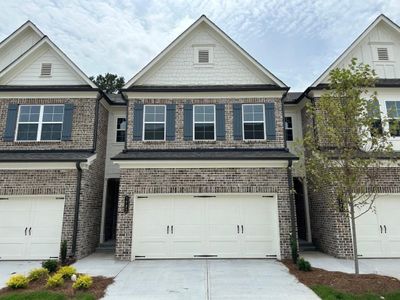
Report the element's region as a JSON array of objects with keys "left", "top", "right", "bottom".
[
  {"left": 237, "top": 225, "right": 240, "bottom": 233},
  {"left": 29, "top": 227, "right": 32, "bottom": 235},
  {"left": 171, "top": 225, "right": 174, "bottom": 234},
  {"left": 167, "top": 225, "right": 169, "bottom": 234},
  {"left": 380, "top": 225, "right": 383, "bottom": 234},
  {"left": 25, "top": 227, "right": 27, "bottom": 236},
  {"left": 384, "top": 225, "right": 387, "bottom": 234},
  {"left": 241, "top": 225, "right": 244, "bottom": 234}
]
